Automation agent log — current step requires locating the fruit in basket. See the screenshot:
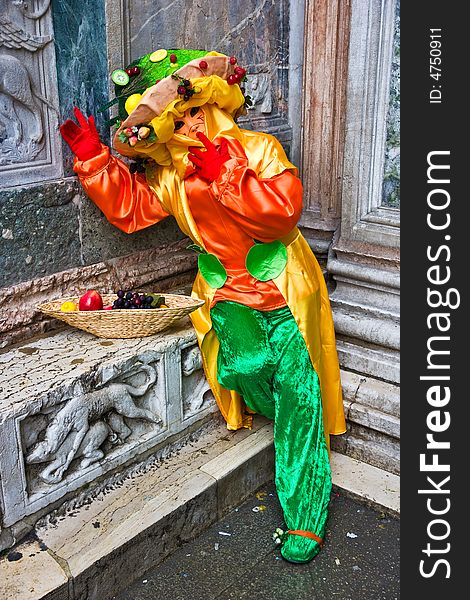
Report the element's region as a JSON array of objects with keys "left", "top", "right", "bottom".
[
  {"left": 60, "top": 300, "right": 78, "bottom": 312},
  {"left": 146, "top": 293, "right": 166, "bottom": 308},
  {"left": 78, "top": 290, "right": 104, "bottom": 311},
  {"left": 110, "top": 289, "right": 166, "bottom": 309}
]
